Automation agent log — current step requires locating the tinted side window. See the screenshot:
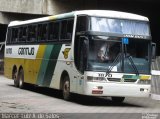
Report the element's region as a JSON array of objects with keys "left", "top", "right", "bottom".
[
  {"left": 6, "top": 28, "right": 12, "bottom": 44},
  {"left": 61, "top": 20, "right": 67, "bottom": 40},
  {"left": 38, "top": 24, "right": 48, "bottom": 42},
  {"left": 48, "top": 22, "right": 60, "bottom": 41},
  {"left": 21, "top": 27, "right": 28, "bottom": 42},
  {"left": 76, "top": 16, "right": 88, "bottom": 32},
  {"left": 60, "top": 19, "right": 73, "bottom": 40},
  {"left": 28, "top": 25, "right": 37, "bottom": 42},
  {"left": 12, "top": 28, "right": 18, "bottom": 43},
  {"left": 67, "top": 20, "right": 74, "bottom": 39},
  {"left": 18, "top": 27, "right": 27, "bottom": 43}
]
